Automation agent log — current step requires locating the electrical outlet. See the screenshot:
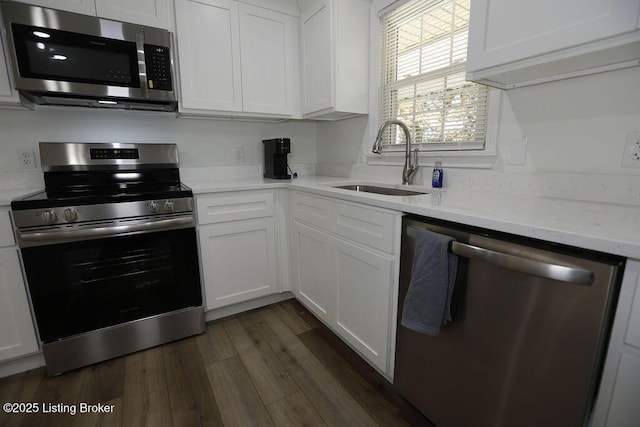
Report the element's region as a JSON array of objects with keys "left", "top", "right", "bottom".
[
  {"left": 17, "top": 147, "right": 37, "bottom": 169},
  {"left": 233, "top": 147, "right": 244, "bottom": 163},
  {"left": 622, "top": 131, "right": 640, "bottom": 168}
]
